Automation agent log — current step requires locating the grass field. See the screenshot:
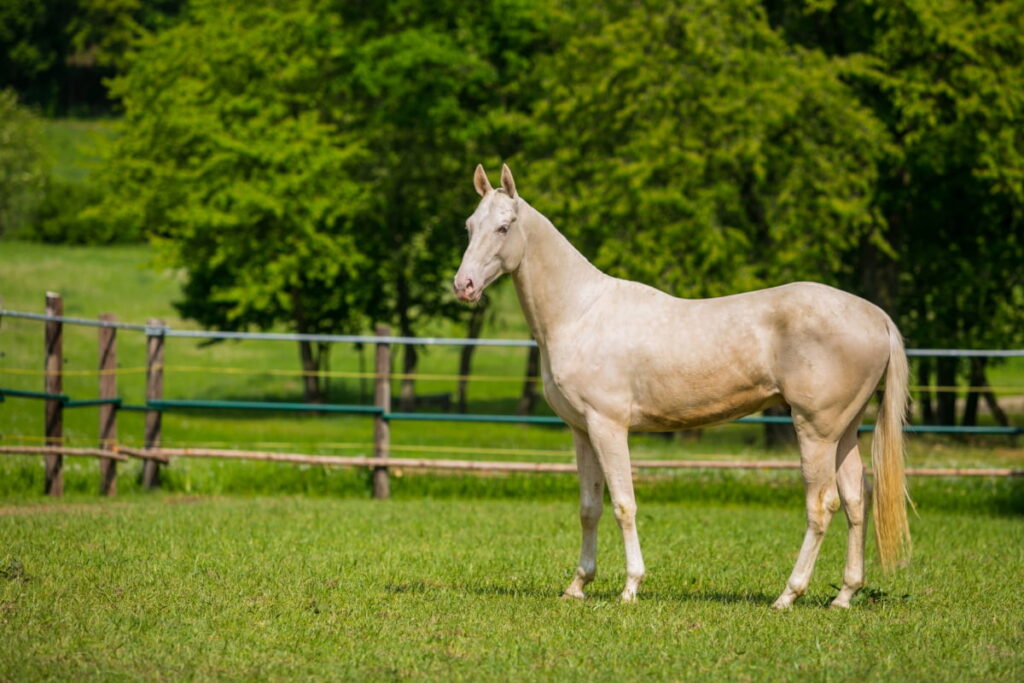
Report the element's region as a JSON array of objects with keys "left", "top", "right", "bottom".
[{"left": 2, "top": 491, "right": 1022, "bottom": 680}]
